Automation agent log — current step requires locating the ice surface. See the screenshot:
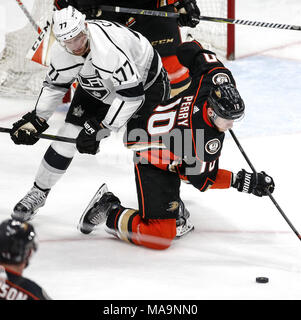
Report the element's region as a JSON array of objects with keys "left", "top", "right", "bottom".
[{"left": 0, "top": 0, "right": 300, "bottom": 300}]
